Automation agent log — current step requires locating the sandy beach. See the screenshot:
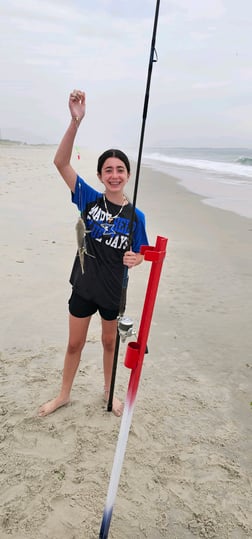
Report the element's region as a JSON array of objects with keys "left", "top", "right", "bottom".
[{"left": 1, "top": 142, "right": 252, "bottom": 539}]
